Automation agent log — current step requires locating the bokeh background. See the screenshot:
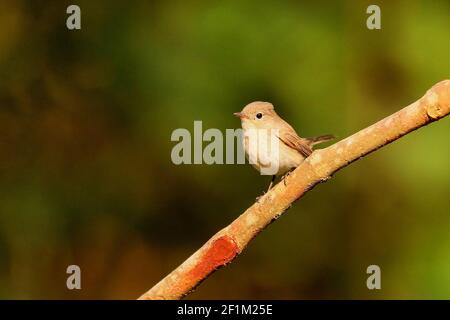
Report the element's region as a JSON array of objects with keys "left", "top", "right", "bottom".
[{"left": 0, "top": 0, "right": 449, "bottom": 299}]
